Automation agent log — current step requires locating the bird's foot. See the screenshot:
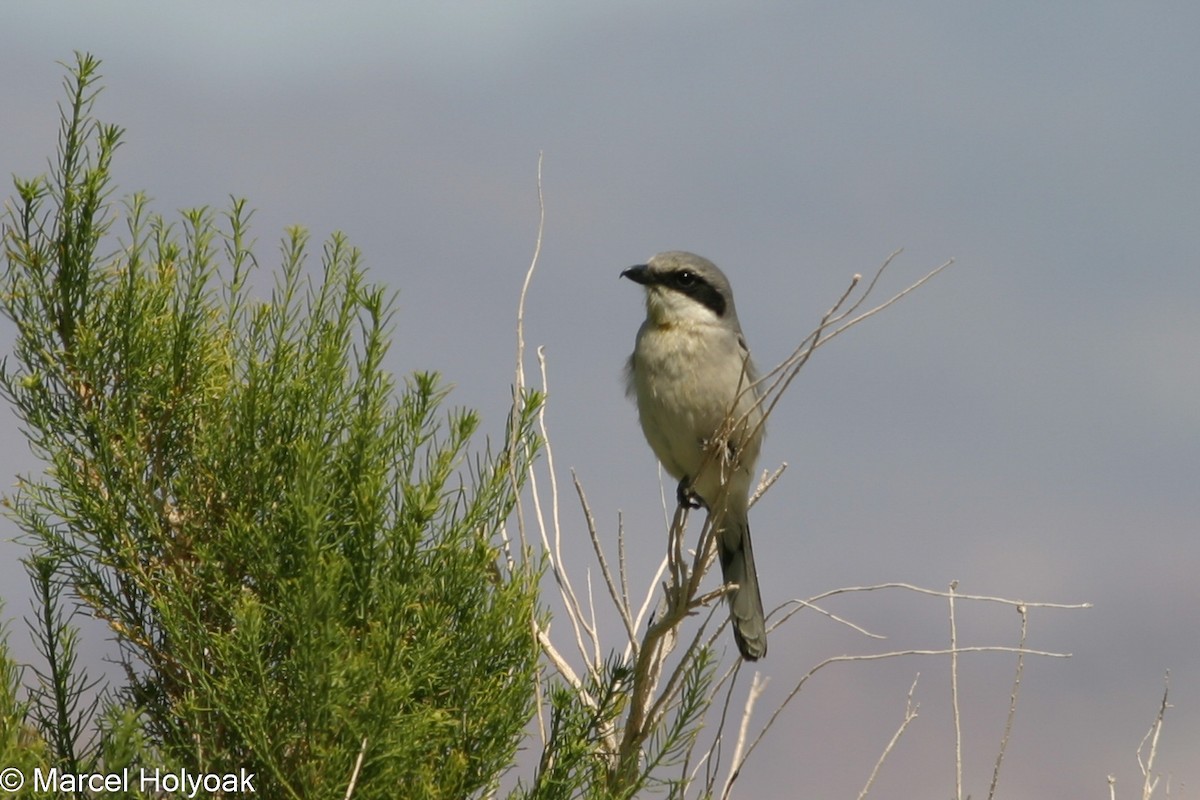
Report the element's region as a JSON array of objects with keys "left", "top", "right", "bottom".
[{"left": 676, "top": 479, "right": 704, "bottom": 510}]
